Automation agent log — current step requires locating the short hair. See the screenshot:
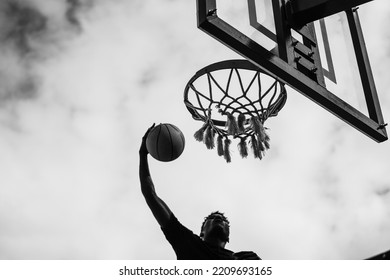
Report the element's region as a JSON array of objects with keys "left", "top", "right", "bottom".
[{"left": 200, "top": 211, "right": 230, "bottom": 240}]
